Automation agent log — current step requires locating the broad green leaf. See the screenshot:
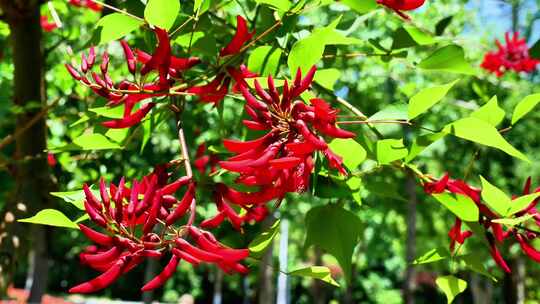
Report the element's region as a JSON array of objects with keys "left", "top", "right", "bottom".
[
  {"left": 492, "top": 214, "right": 535, "bottom": 226},
  {"left": 413, "top": 247, "right": 450, "bottom": 265},
  {"left": 443, "top": 117, "right": 528, "bottom": 161},
  {"left": 392, "top": 25, "right": 436, "bottom": 50},
  {"left": 255, "top": 0, "right": 292, "bottom": 11},
  {"left": 511, "top": 93, "right": 540, "bottom": 125},
  {"left": 432, "top": 193, "right": 479, "bottom": 222},
  {"left": 340, "top": 0, "right": 377, "bottom": 14},
  {"left": 314, "top": 68, "right": 340, "bottom": 90},
  {"left": 457, "top": 254, "right": 497, "bottom": 281},
  {"left": 369, "top": 103, "right": 409, "bottom": 121},
  {"left": 506, "top": 192, "right": 540, "bottom": 216},
  {"left": 50, "top": 189, "right": 98, "bottom": 210},
  {"left": 288, "top": 36, "right": 325, "bottom": 75},
  {"left": 18, "top": 209, "right": 79, "bottom": 229},
  {"left": 73, "top": 133, "right": 122, "bottom": 150},
  {"left": 249, "top": 219, "right": 280, "bottom": 258},
  {"left": 436, "top": 275, "right": 467, "bottom": 304},
  {"left": 305, "top": 204, "right": 363, "bottom": 282},
  {"left": 247, "top": 46, "right": 282, "bottom": 77},
  {"left": 529, "top": 38, "right": 540, "bottom": 60},
  {"left": 193, "top": 0, "right": 204, "bottom": 12},
  {"left": 418, "top": 45, "right": 475, "bottom": 75},
  {"left": 471, "top": 96, "right": 505, "bottom": 126},
  {"left": 88, "top": 105, "right": 124, "bottom": 119},
  {"left": 480, "top": 176, "right": 510, "bottom": 216},
  {"left": 328, "top": 138, "right": 367, "bottom": 170},
  {"left": 105, "top": 128, "right": 129, "bottom": 143},
  {"left": 97, "top": 13, "right": 144, "bottom": 44},
  {"left": 144, "top": 0, "right": 180, "bottom": 31},
  {"left": 405, "top": 132, "right": 446, "bottom": 163},
  {"left": 314, "top": 177, "right": 353, "bottom": 199},
  {"left": 288, "top": 17, "right": 361, "bottom": 73},
  {"left": 408, "top": 79, "right": 458, "bottom": 119},
  {"left": 376, "top": 139, "right": 408, "bottom": 165},
  {"left": 289, "top": 266, "right": 339, "bottom": 287},
  {"left": 435, "top": 16, "right": 453, "bottom": 36}
]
